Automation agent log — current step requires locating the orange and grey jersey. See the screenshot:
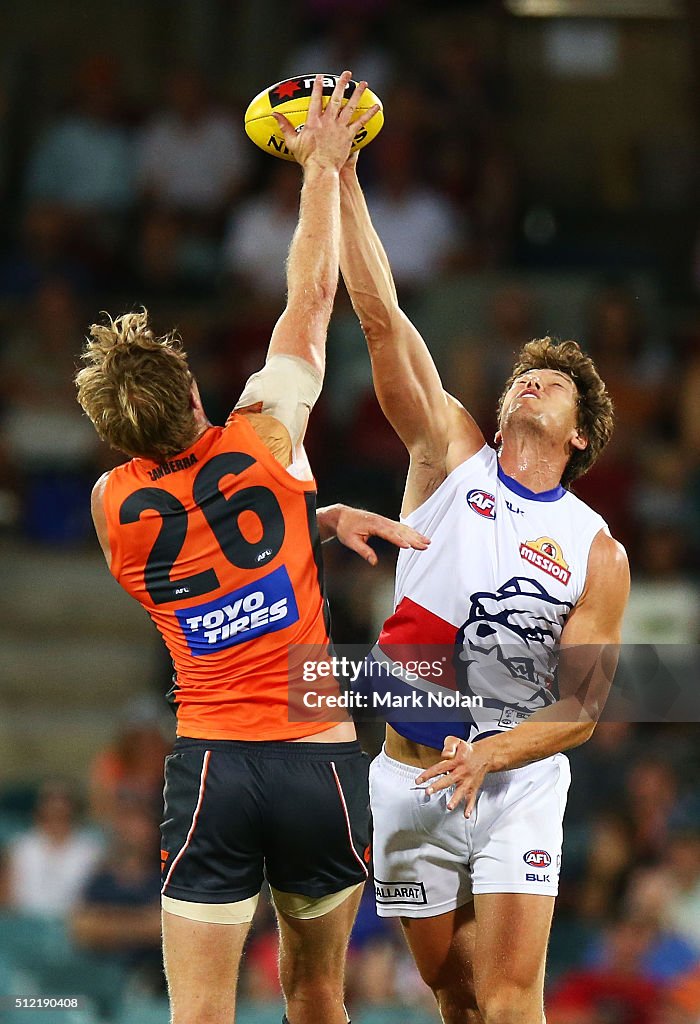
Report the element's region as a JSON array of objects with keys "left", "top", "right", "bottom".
[{"left": 102, "top": 413, "right": 331, "bottom": 741}]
